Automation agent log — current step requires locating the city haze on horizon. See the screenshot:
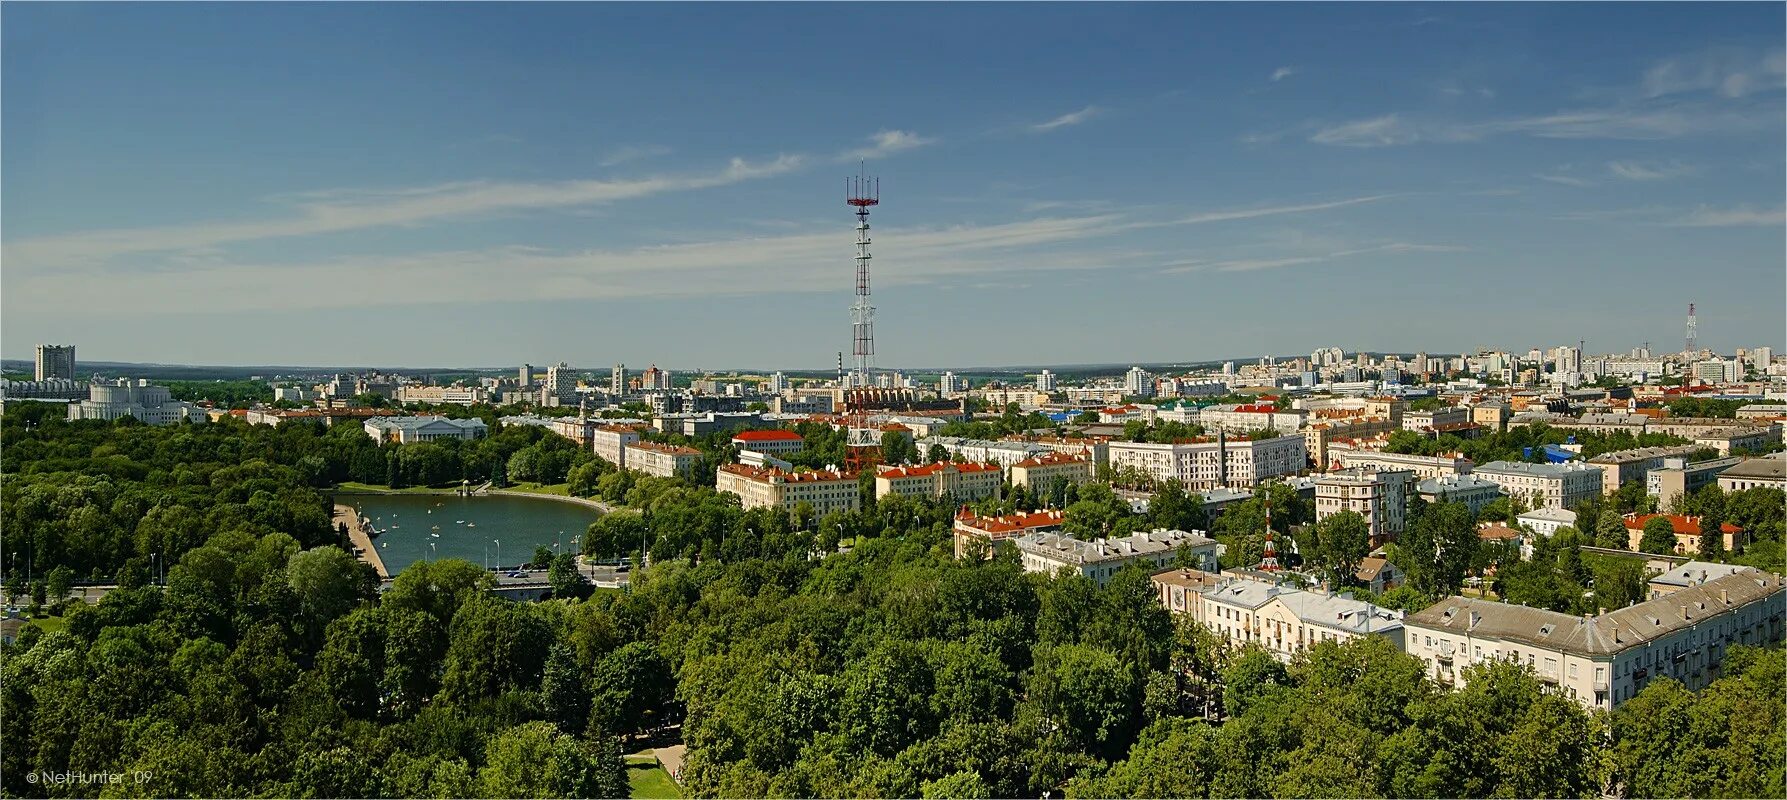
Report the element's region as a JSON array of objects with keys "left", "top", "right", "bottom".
[{"left": 4, "top": 3, "right": 1784, "bottom": 368}]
